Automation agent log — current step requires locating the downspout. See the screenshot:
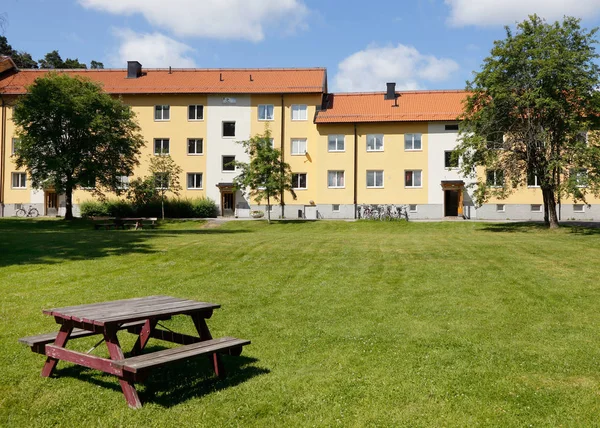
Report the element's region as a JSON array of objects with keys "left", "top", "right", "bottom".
[
  {"left": 280, "top": 94, "right": 285, "bottom": 217},
  {"left": 353, "top": 123, "right": 358, "bottom": 219},
  {"left": 0, "top": 96, "right": 6, "bottom": 218}
]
